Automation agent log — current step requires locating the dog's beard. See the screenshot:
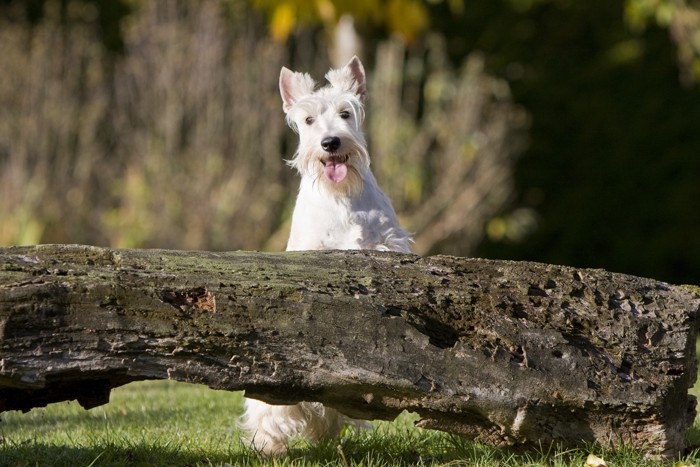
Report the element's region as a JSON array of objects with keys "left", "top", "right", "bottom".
[{"left": 291, "top": 141, "right": 369, "bottom": 198}]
